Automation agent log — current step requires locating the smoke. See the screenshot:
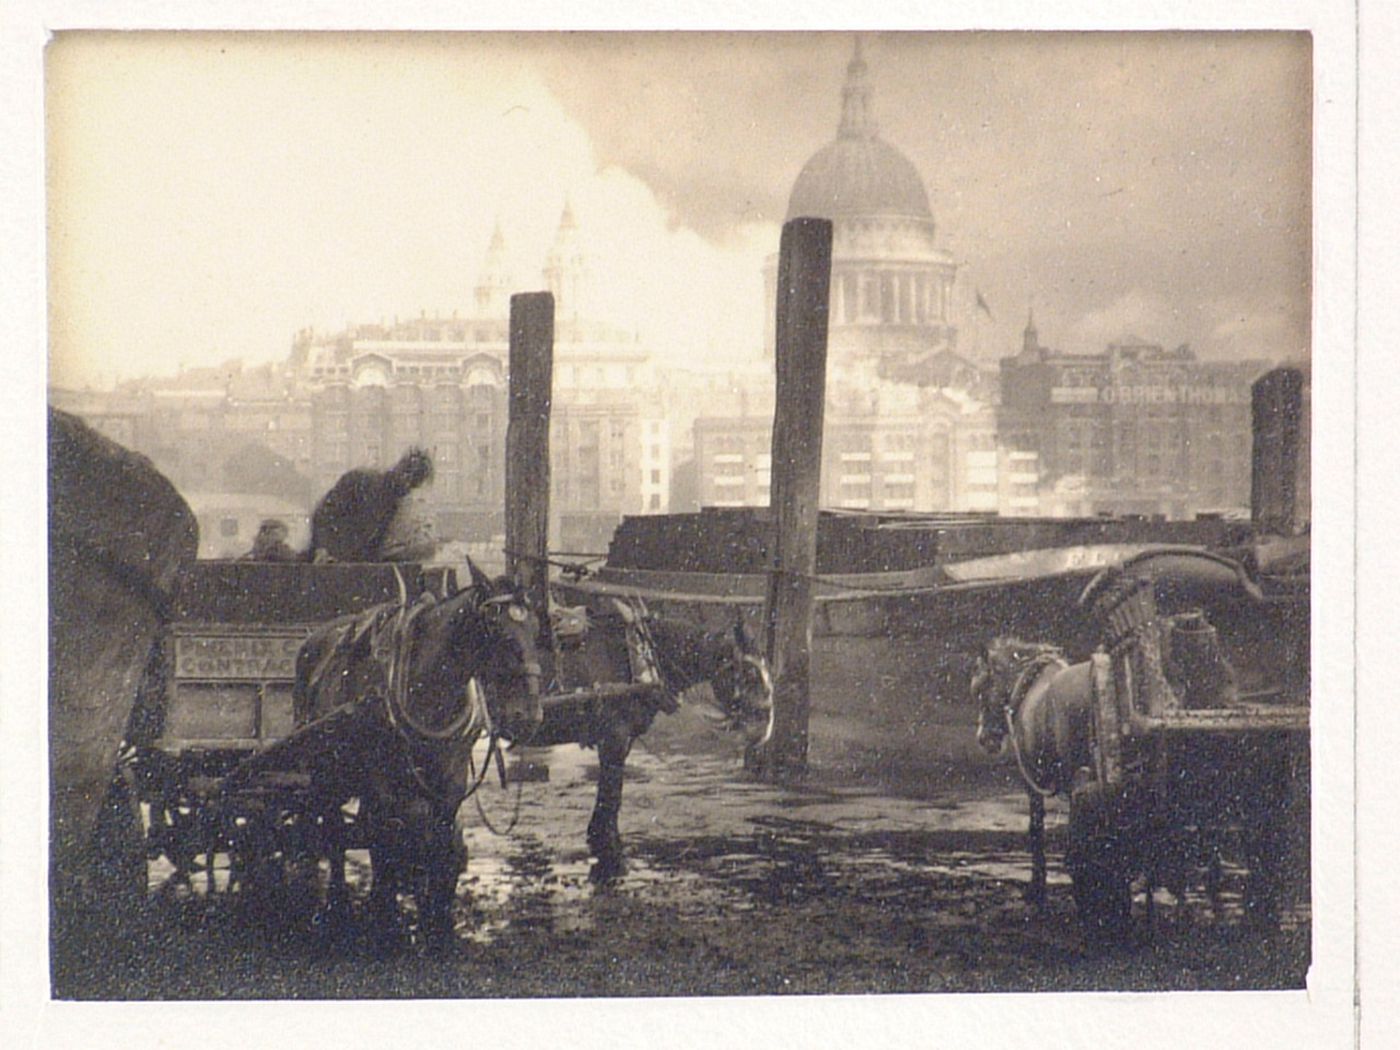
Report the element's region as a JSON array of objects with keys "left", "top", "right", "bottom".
[{"left": 47, "top": 34, "right": 778, "bottom": 388}]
